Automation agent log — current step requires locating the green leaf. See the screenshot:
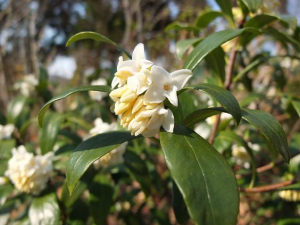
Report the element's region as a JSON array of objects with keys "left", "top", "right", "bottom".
[
  {"left": 240, "top": 0, "right": 262, "bottom": 13},
  {"left": 165, "top": 22, "right": 199, "bottom": 33},
  {"left": 89, "top": 174, "right": 114, "bottom": 225},
  {"left": 176, "top": 38, "right": 202, "bottom": 60},
  {"left": 184, "top": 107, "right": 227, "bottom": 127},
  {"left": 183, "top": 28, "right": 258, "bottom": 71},
  {"left": 186, "top": 83, "right": 241, "bottom": 125},
  {"left": 279, "top": 182, "right": 300, "bottom": 190},
  {"left": 264, "top": 28, "right": 300, "bottom": 50},
  {"left": 292, "top": 100, "right": 300, "bottom": 116},
  {"left": 279, "top": 15, "right": 297, "bottom": 30},
  {"left": 0, "top": 183, "right": 13, "bottom": 206},
  {"left": 215, "top": 0, "right": 234, "bottom": 25},
  {"left": 29, "top": 193, "right": 60, "bottom": 225},
  {"left": 61, "top": 181, "right": 87, "bottom": 208},
  {"left": 172, "top": 181, "right": 189, "bottom": 224},
  {"left": 39, "top": 113, "right": 64, "bottom": 154},
  {"left": 205, "top": 47, "right": 226, "bottom": 83},
  {"left": 160, "top": 125, "right": 239, "bottom": 225},
  {"left": 124, "top": 150, "right": 151, "bottom": 196},
  {"left": 66, "top": 31, "right": 131, "bottom": 58},
  {"left": 245, "top": 14, "right": 279, "bottom": 28},
  {"left": 194, "top": 11, "right": 224, "bottom": 29},
  {"left": 66, "top": 132, "right": 138, "bottom": 194},
  {"left": 38, "top": 85, "right": 111, "bottom": 127},
  {"left": 241, "top": 109, "right": 290, "bottom": 162},
  {"left": 7, "top": 95, "right": 28, "bottom": 123}
]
